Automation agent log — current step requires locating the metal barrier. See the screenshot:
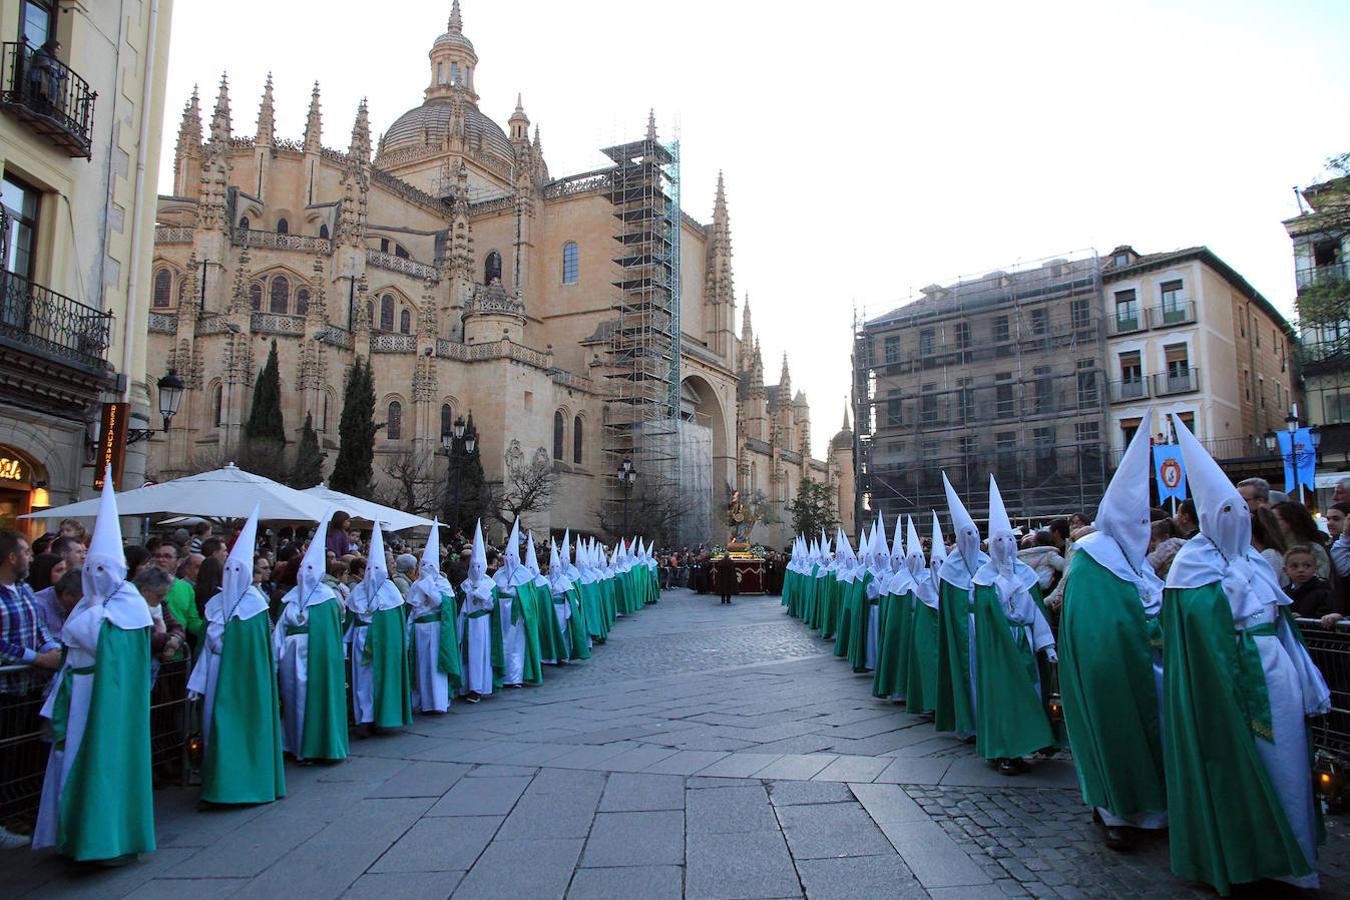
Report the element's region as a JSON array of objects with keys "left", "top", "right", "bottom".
[
  {"left": 0, "top": 650, "right": 194, "bottom": 831},
  {"left": 1297, "top": 617, "right": 1350, "bottom": 761}
]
